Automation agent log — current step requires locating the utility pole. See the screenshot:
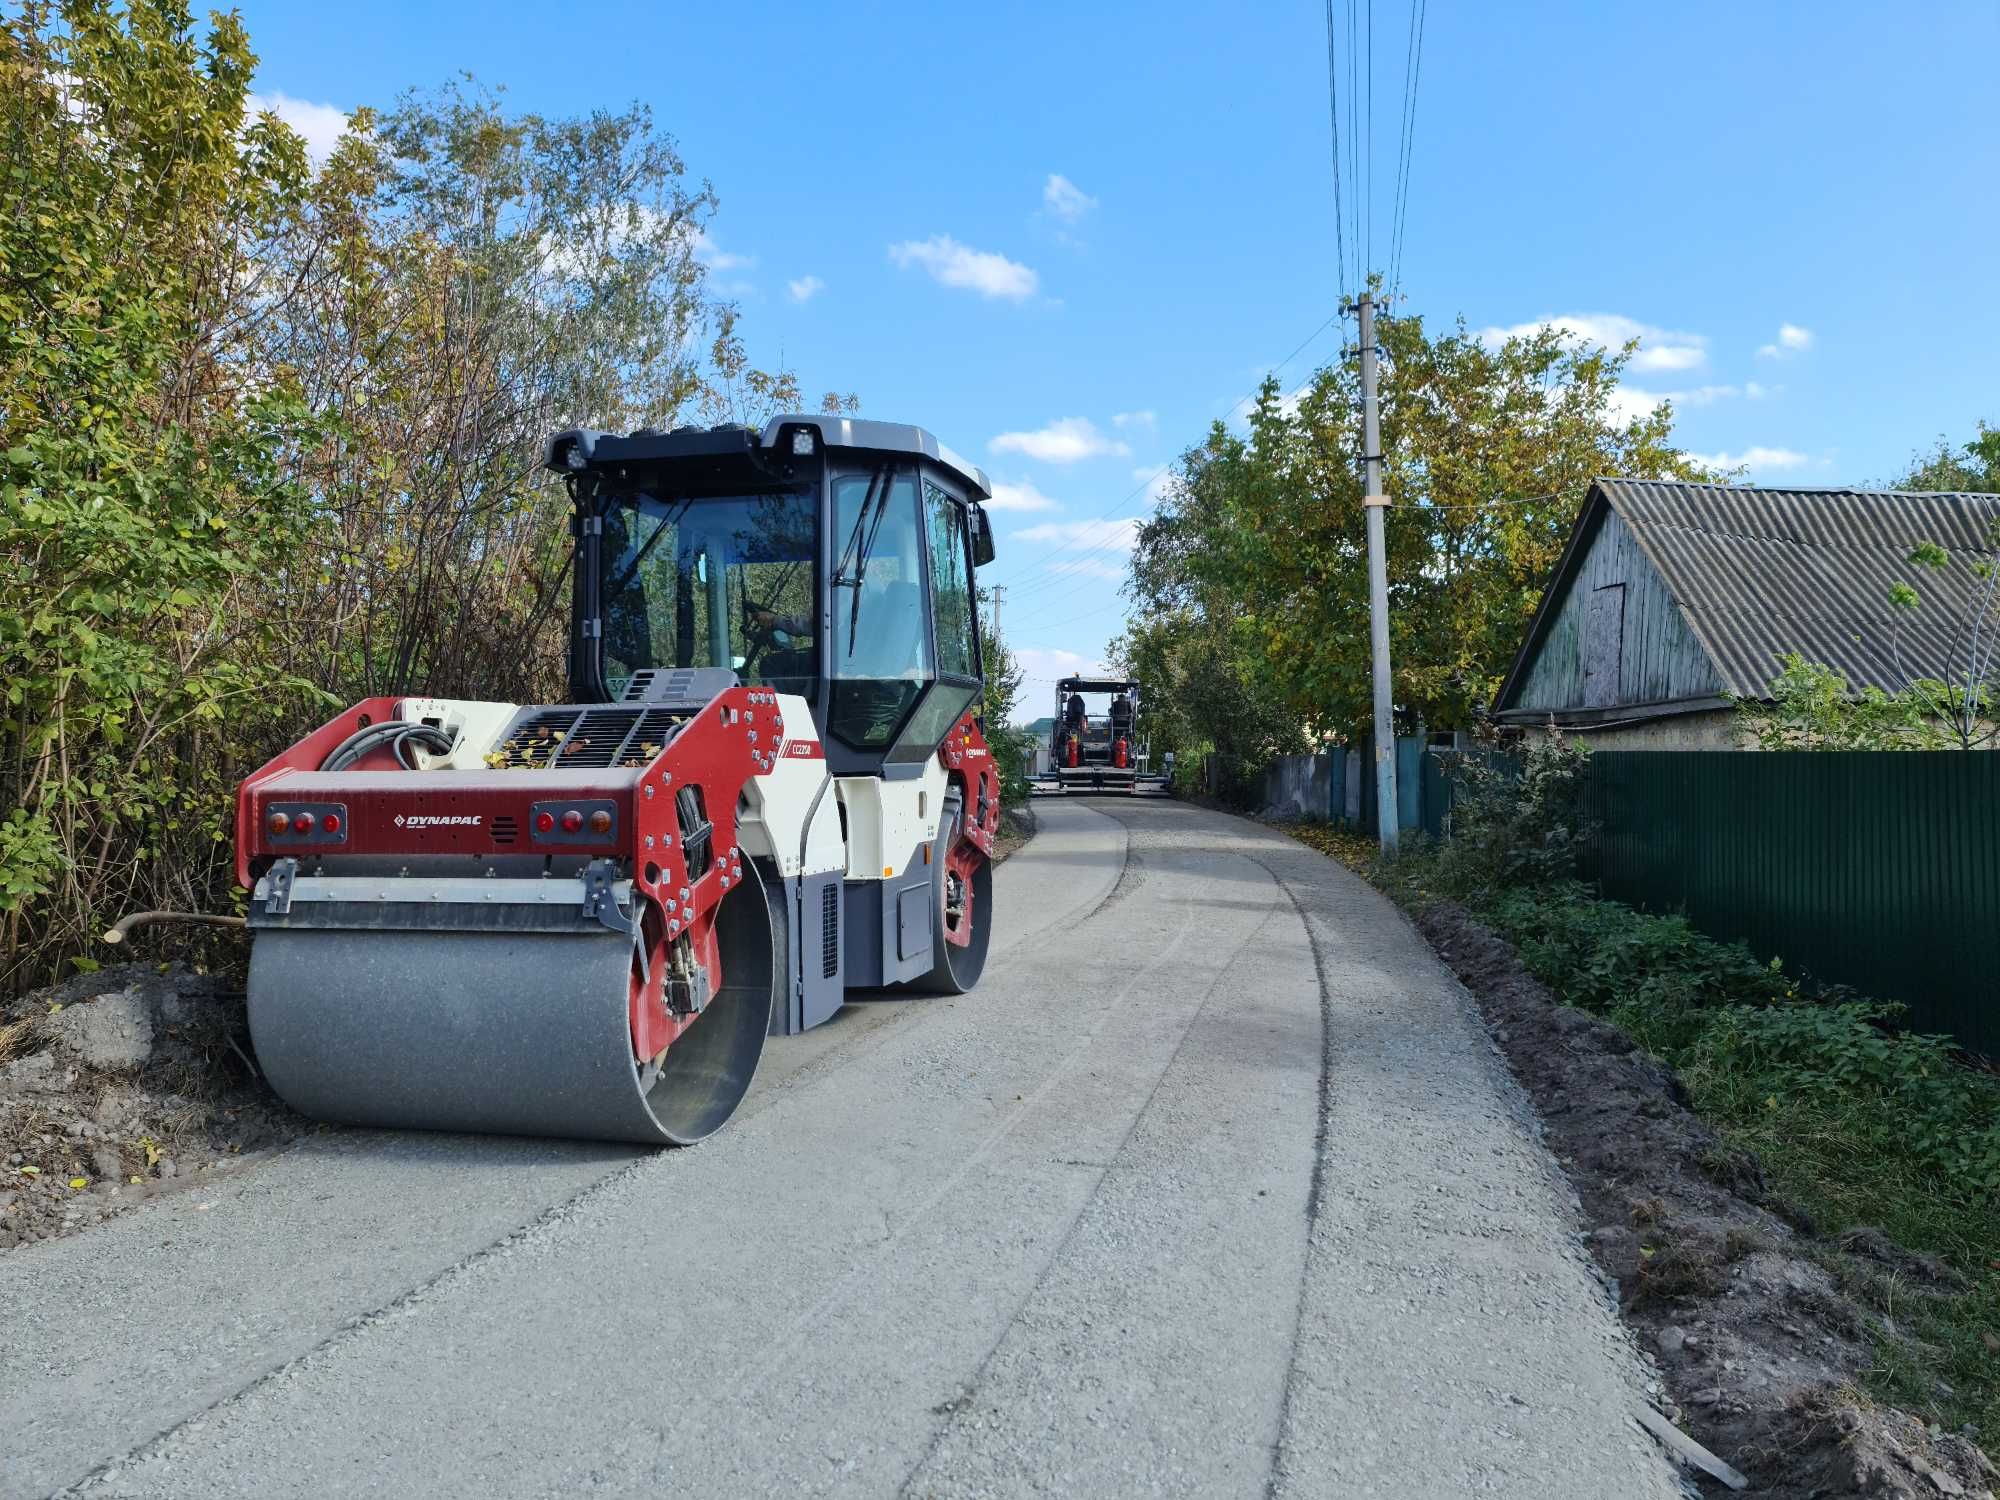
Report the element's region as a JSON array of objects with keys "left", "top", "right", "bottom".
[
  {"left": 988, "top": 584, "right": 1006, "bottom": 637},
  {"left": 1356, "top": 291, "right": 1399, "bottom": 852}
]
